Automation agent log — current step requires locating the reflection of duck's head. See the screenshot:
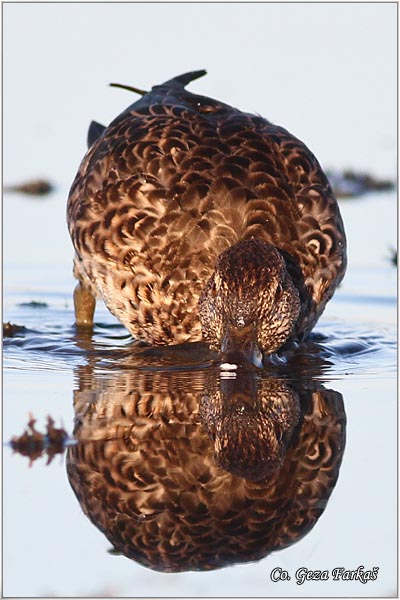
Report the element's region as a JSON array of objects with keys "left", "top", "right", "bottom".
[
  {"left": 199, "top": 240, "right": 301, "bottom": 366},
  {"left": 67, "top": 368, "right": 346, "bottom": 573},
  {"left": 200, "top": 373, "right": 301, "bottom": 481}
]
